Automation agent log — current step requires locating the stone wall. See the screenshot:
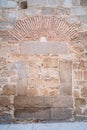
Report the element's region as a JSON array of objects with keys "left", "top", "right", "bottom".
[{"left": 0, "top": 0, "right": 87, "bottom": 123}]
